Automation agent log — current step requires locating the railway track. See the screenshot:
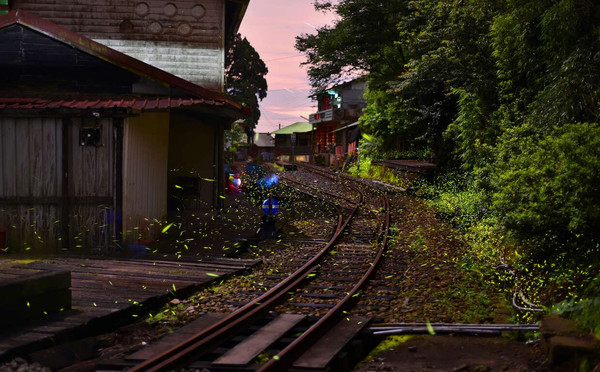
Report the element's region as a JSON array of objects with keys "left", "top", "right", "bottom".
[{"left": 99, "top": 164, "right": 391, "bottom": 371}]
